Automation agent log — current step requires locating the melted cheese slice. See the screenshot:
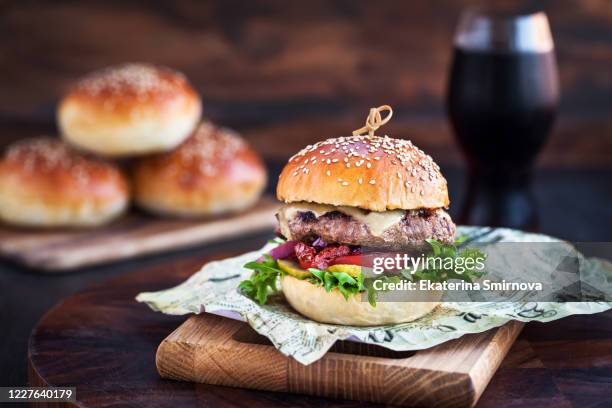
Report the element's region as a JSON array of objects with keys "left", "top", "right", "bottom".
[{"left": 277, "top": 202, "right": 406, "bottom": 239}]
